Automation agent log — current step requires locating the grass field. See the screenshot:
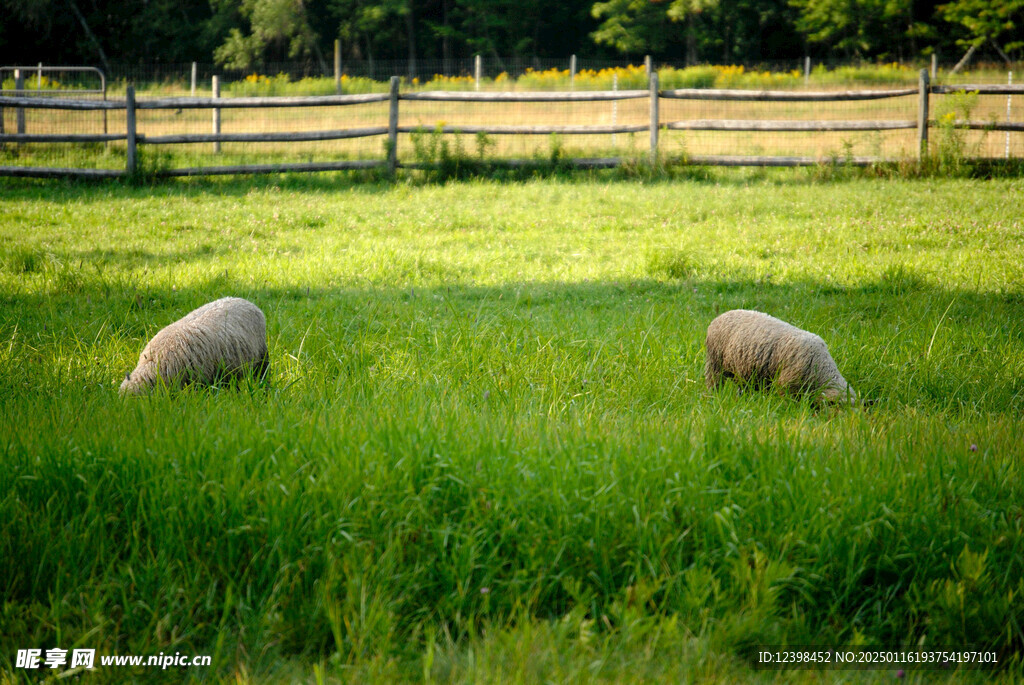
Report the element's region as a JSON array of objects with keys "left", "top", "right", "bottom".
[{"left": 1, "top": 172, "right": 1023, "bottom": 683}]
